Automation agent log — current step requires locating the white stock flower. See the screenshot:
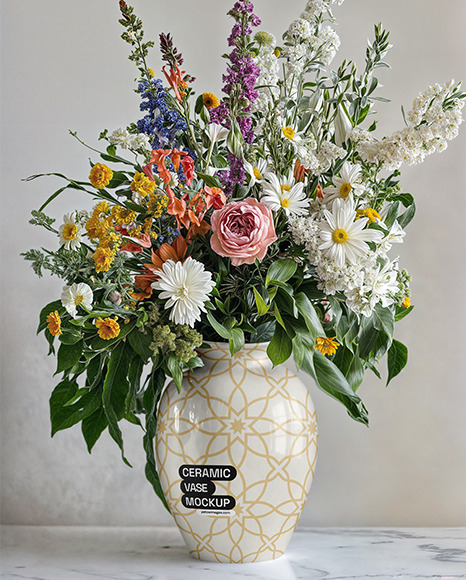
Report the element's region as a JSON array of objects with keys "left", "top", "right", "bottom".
[
  {"left": 151, "top": 257, "right": 215, "bottom": 327},
  {"left": 108, "top": 127, "right": 133, "bottom": 149},
  {"left": 58, "top": 212, "right": 82, "bottom": 251},
  {"left": 319, "top": 198, "right": 383, "bottom": 266},
  {"left": 61, "top": 283, "right": 93, "bottom": 319},
  {"left": 261, "top": 173, "right": 310, "bottom": 216}
]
